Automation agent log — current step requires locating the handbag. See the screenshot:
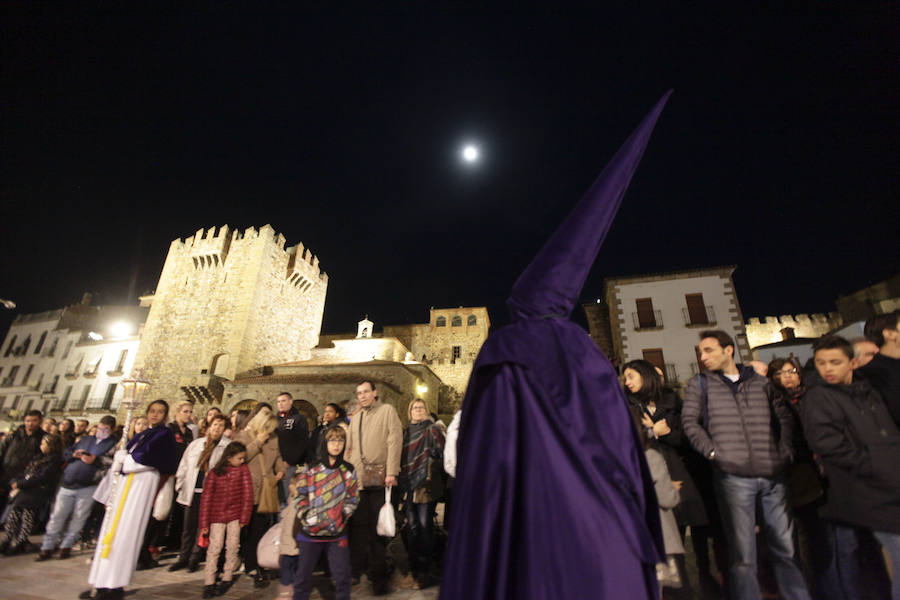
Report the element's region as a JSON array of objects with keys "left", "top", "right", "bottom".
[
  {"left": 412, "top": 457, "right": 445, "bottom": 504},
  {"left": 152, "top": 476, "right": 175, "bottom": 521},
  {"left": 256, "top": 520, "right": 282, "bottom": 569},
  {"left": 258, "top": 474, "right": 280, "bottom": 514},
  {"left": 358, "top": 409, "right": 387, "bottom": 488},
  {"left": 375, "top": 486, "right": 396, "bottom": 537}
]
